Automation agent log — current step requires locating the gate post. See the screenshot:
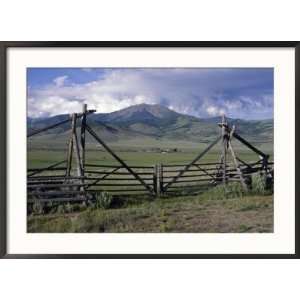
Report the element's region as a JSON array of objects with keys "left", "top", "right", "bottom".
[
  {"left": 153, "top": 163, "right": 163, "bottom": 198},
  {"left": 153, "top": 164, "right": 158, "bottom": 196},
  {"left": 80, "top": 104, "right": 87, "bottom": 180},
  {"left": 159, "top": 163, "right": 163, "bottom": 196}
]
